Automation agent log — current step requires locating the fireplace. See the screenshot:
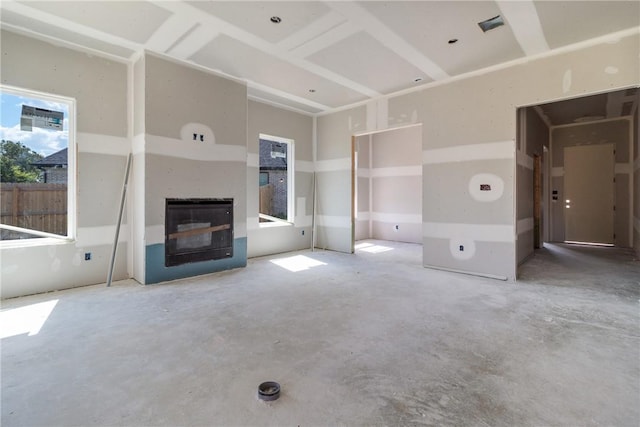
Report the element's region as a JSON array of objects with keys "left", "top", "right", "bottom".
[{"left": 165, "top": 198, "right": 233, "bottom": 267}]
